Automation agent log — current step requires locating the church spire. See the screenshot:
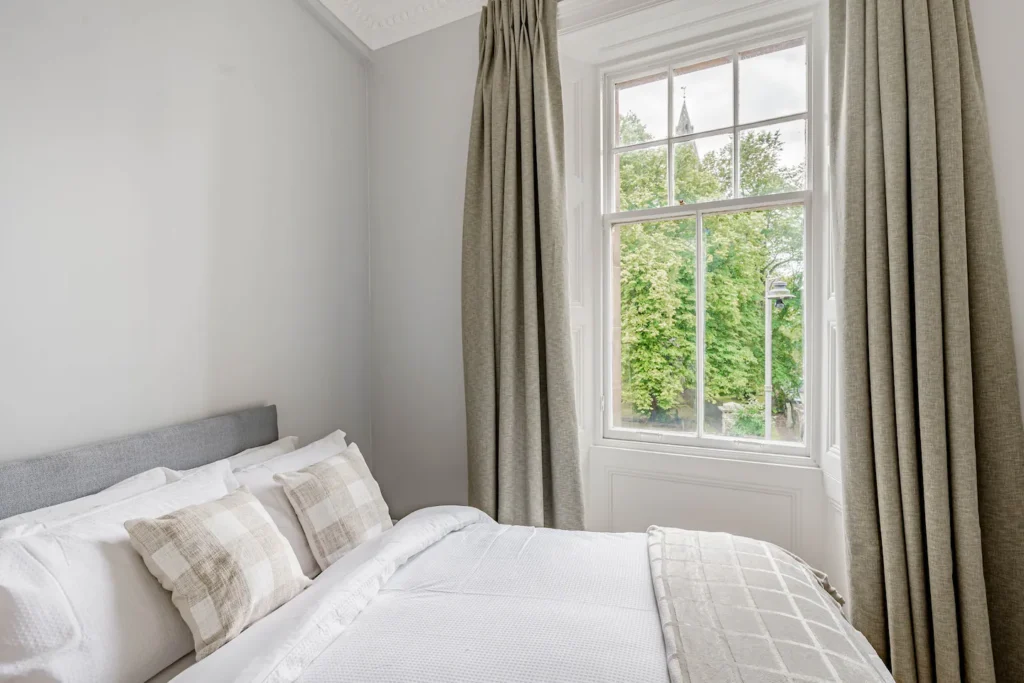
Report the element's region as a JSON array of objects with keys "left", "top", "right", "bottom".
[{"left": 675, "top": 87, "right": 694, "bottom": 136}]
